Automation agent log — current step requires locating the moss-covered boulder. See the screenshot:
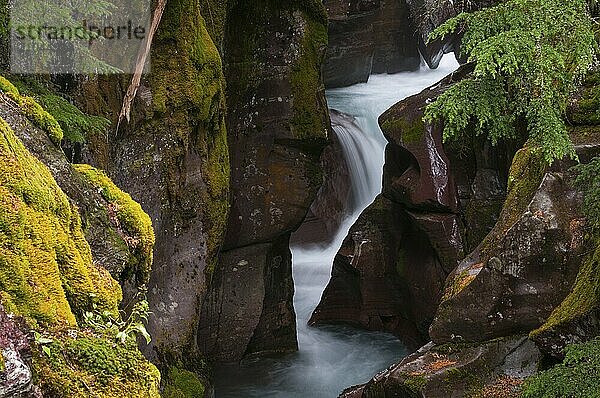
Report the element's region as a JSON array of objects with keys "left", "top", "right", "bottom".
[
  {"left": 430, "top": 146, "right": 589, "bottom": 344},
  {"left": 0, "top": 81, "right": 154, "bottom": 296},
  {"left": 0, "top": 107, "right": 160, "bottom": 397},
  {"left": 0, "top": 115, "right": 120, "bottom": 325}
]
